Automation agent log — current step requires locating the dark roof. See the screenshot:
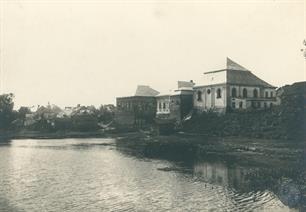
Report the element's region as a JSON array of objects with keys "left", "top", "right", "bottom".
[
  {"left": 134, "top": 85, "right": 159, "bottom": 97},
  {"left": 199, "top": 58, "right": 276, "bottom": 88},
  {"left": 227, "top": 70, "right": 275, "bottom": 88}
]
